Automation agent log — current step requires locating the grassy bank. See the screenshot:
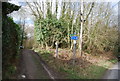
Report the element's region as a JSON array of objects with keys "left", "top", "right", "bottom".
[{"left": 34, "top": 48, "right": 117, "bottom": 79}]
